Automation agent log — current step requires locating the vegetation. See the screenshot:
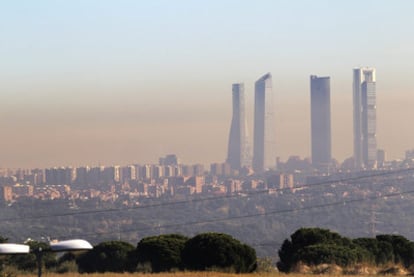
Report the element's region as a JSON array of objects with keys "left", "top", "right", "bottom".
[
  {"left": 181, "top": 232, "right": 257, "bottom": 273},
  {"left": 277, "top": 227, "right": 414, "bottom": 273},
  {"left": 0, "top": 232, "right": 257, "bottom": 275},
  {"left": 135, "top": 234, "right": 188, "bottom": 272},
  {"left": 3, "top": 228, "right": 414, "bottom": 275},
  {"left": 277, "top": 227, "right": 362, "bottom": 271},
  {"left": 76, "top": 241, "right": 135, "bottom": 273},
  {"left": 0, "top": 273, "right": 279, "bottom": 277},
  {"left": 72, "top": 232, "right": 256, "bottom": 274},
  {"left": 4, "top": 179, "right": 414, "bottom": 260}
]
